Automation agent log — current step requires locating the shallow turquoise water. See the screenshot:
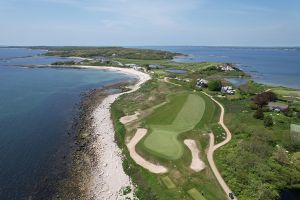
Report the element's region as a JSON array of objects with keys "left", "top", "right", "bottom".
[{"left": 0, "top": 48, "right": 134, "bottom": 199}]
